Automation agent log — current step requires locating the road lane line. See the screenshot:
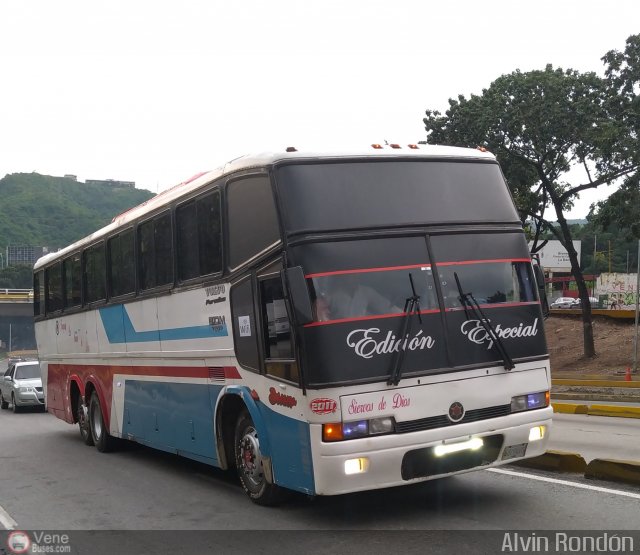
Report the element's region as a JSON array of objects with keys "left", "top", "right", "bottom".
[
  {"left": 488, "top": 468, "right": 640, "bottom": 500},
  {"left": 0, "top": 503, "right": 17, "bottom": 530}
]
